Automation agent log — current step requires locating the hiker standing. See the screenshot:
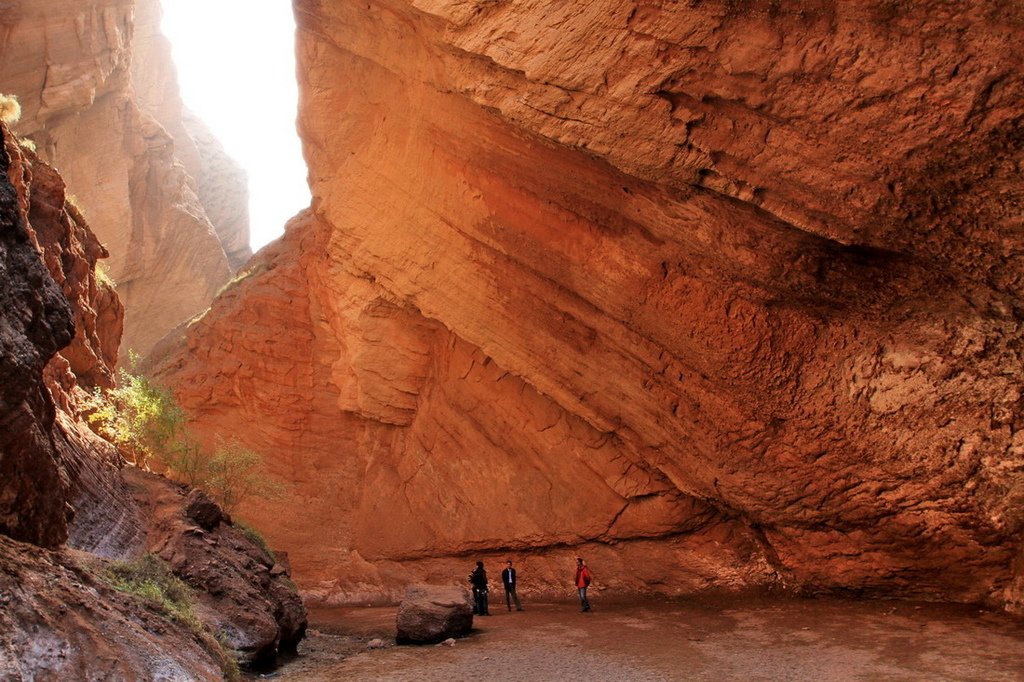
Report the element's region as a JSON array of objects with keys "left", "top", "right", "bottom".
[
  {"left": 574, "top": 557, "right": 592, "bottom": 612},
  {"left": 501, "top": 560, "right": 524, "bottom": 612},
  {"left": 469, "top": 561, "right": 490, "bottom": 616}
]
